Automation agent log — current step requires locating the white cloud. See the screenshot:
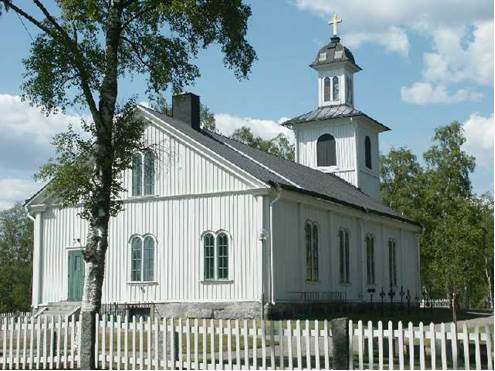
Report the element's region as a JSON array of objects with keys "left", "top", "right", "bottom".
[
  {"left": 214, "top": 113, "right": 293, "bottom": 141},
  {"left": 0, "top": 178, "right": 41, "bottom": 211},
  {"left": 422, "top": 22, "right": 494, "bottom": 86},
  {"left": 462, "top": 112, "right": 494, "bottom": 168},
  {"left": 346, "top": 26, "right": 410, "bottom": 57},
  {"left": 0, "top": 94, "right": 84, "bottom": 209},
  {"left": 400, "top": 82, "right": 482, "bottom": 105},
  {"left": 0, "top": 94, "right": 82, "bottom": 145},
  {"left": 292, "top": 0, "right": 493, "bottom": 105}
]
